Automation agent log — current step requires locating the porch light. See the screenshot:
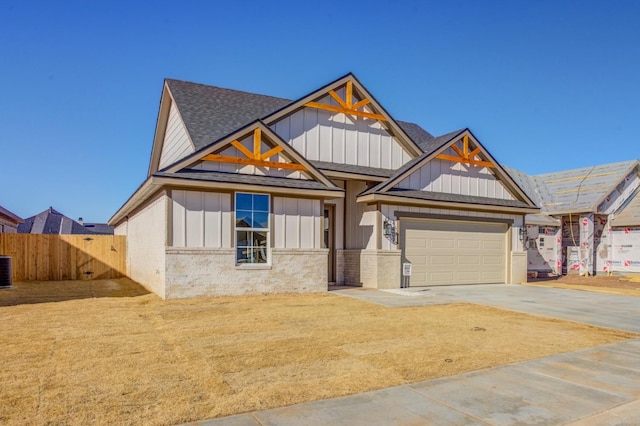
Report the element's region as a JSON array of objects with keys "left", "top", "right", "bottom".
[
  {"left": 383, "top": 218, "right": 397, "bottom": 244},
  {"left": 519, "top": 227, "right": 527, "bottom": 242}
]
